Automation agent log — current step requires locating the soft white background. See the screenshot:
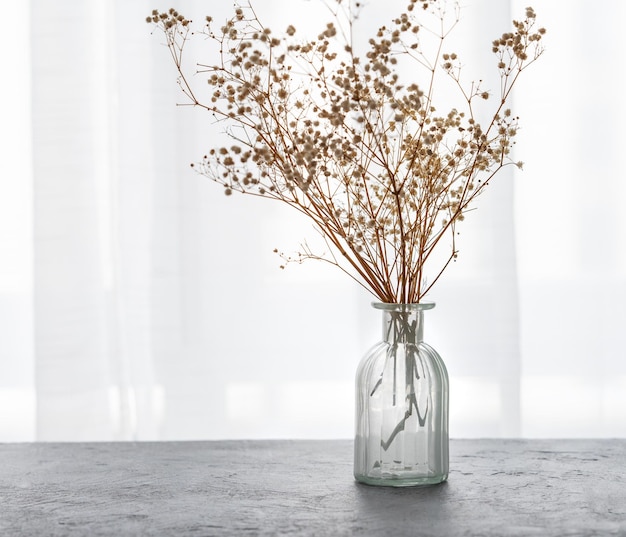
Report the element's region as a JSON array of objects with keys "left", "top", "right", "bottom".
[{"left": 1, "top": 0, "right": 625, "bottom": 441}]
